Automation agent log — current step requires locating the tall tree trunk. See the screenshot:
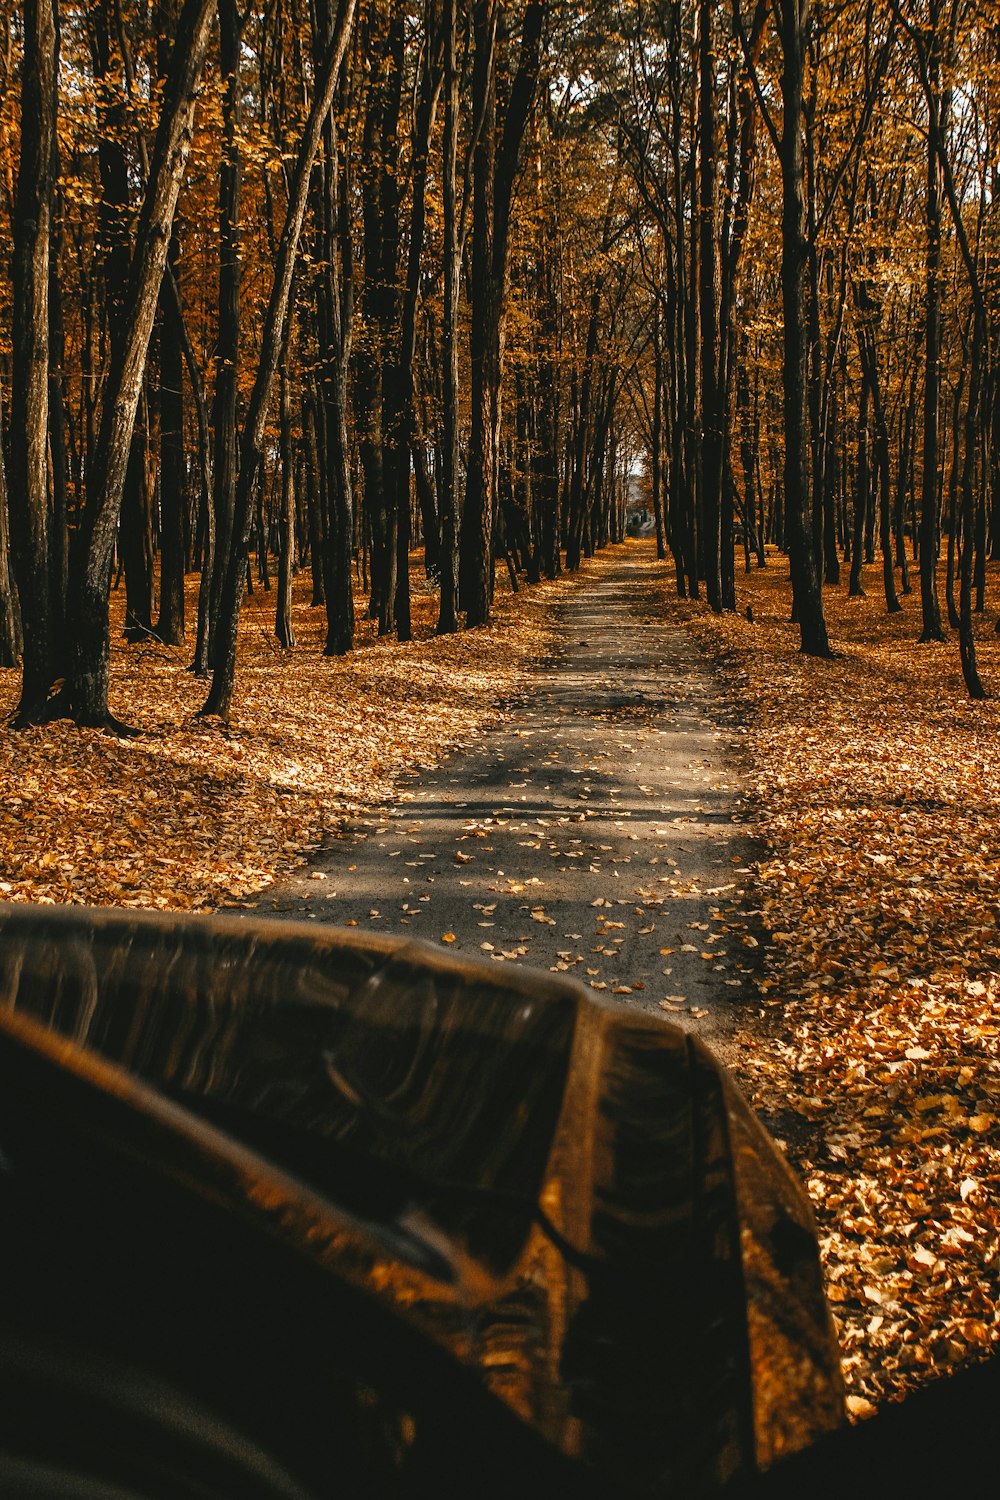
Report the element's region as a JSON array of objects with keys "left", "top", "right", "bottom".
[
  {"left": 66, "top": 0, "right": 216, "bottom": 727},
  {"left": 919, "top": 3, "right": 946, "bottom": 640},
  {"left": 357, "top": 0, "right": 404, "bottom": 635},
  {"left": 686, "top": 70, "right": 701, "bottom": 599},
  {"left": 167, "top": 264, "right": 215, "bottom": 675},
  {"left": 460, "top": 0, "right": 544, "bottom": 625},
  {"left": 156, "top": 225, "right": 187, "bottom": 645},
  {"left": 8, "top": 0, "right": 58, "bottom": 721},
  {"left": 312, "top": 18, "right": 356, "bottom": 658},
  {"left": 391, "top": 7, "right": 443, "bottom": 642},
  {"left": 698, "top": 0, "right": 722, "bottom": 612},
  {"left": 201, "top": 0, "right": 357, "bottom": 717},
  {"left": 208, "top": 0, "right": 242, "bottom": 666},
  {"left": 910, "top": 2, "right": 986, "bottom": 692},
  {"left": 48, "top": 208, "right": 69, "bottom": 645},
  {"left": 437, "top": 0, "right": 460, "bottom": 632},
  {"left": 778, "top": 0, "right": 830, "bottom": 655},
  {"left": 534, "top": 110, "right": 562, "bottom": 582},
  {"left": 719, "top": 2, "right": 765, "bottom": 605},
  {"left": 153, "top": 1, "right": 188, "bottom": 648},
  {"left": 88, "top": 0, "right": 155, "bottom": 643},
  {"left": 460, "top": 0, "right": 498, "bottom": 624}
]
